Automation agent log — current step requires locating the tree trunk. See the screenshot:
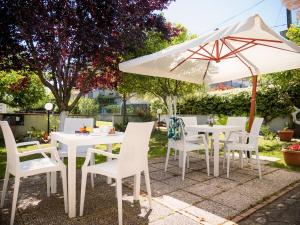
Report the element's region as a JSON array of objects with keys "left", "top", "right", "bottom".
[
  {"left": 59, "top": 110, "right": 69, "bottom": 131},
  {"left": 122, "top": 93, "right": 127, "bottom": 128}
]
